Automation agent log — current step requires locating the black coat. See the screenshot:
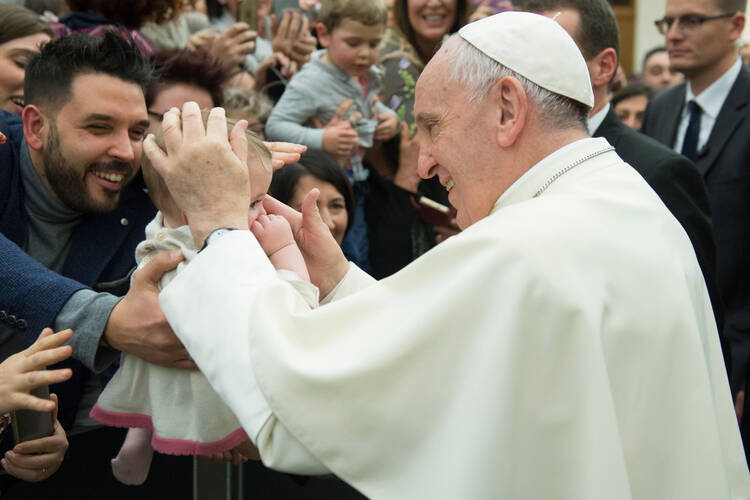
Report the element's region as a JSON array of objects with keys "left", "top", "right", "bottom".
[{"left": 641, "top": 66, "right": 750, "bottom": 396}]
